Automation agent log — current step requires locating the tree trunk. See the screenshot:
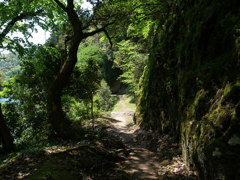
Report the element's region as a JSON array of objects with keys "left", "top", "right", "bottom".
[
  {"left": 49, "top": 0, "right": 111, "bottom": 138},
  {"left": 91, "top": 94, "right": 95, "bottom": 130},
  {"left": 47, "top": 37, "right": 81, "bottom": 139},
  {"left": 0, "top": 103, "right": 15, "bottom": 154},
  {"left": 47, "top": 90, "right": 75, "bottom": 139}
]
